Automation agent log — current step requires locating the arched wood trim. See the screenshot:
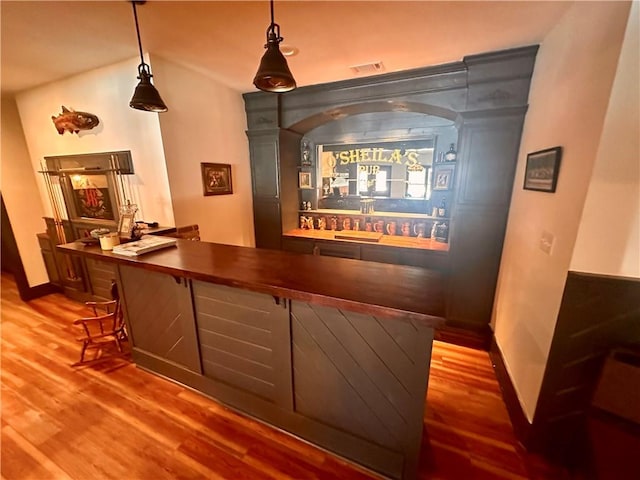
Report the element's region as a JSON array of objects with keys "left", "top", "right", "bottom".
[{"left": 287, "top": 101, "right": 457, "bottom": 135}]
